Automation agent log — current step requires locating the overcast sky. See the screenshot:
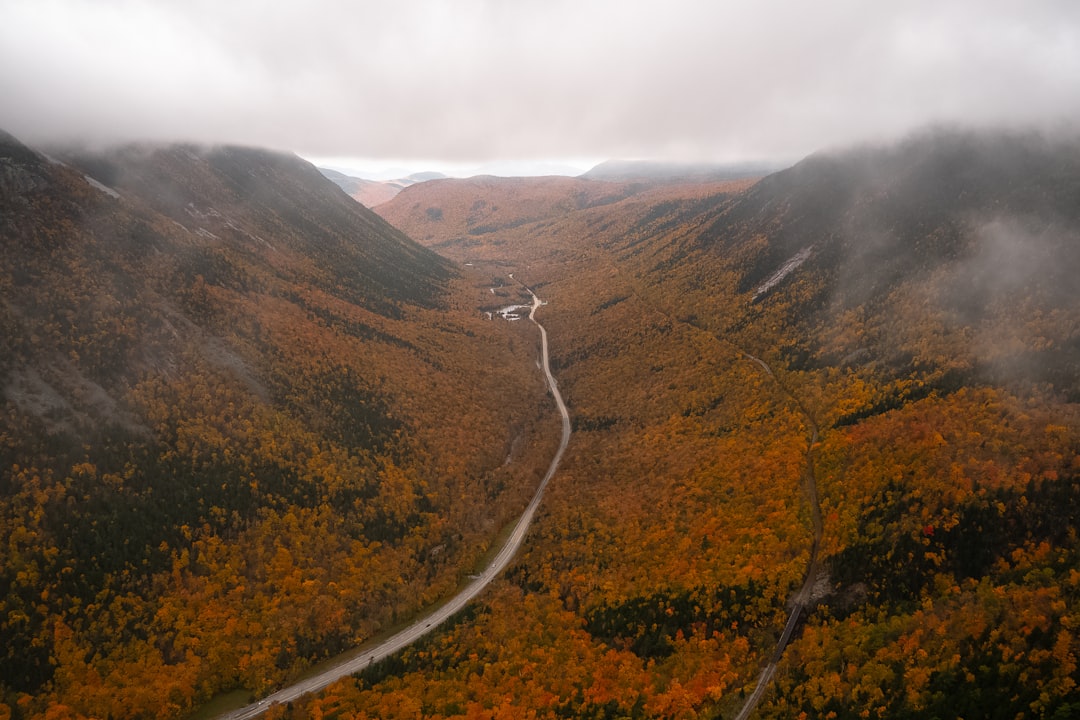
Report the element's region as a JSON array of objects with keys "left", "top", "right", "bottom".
[{"left": 1, "top": 0, "right": 1078, "bottom": 175}]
